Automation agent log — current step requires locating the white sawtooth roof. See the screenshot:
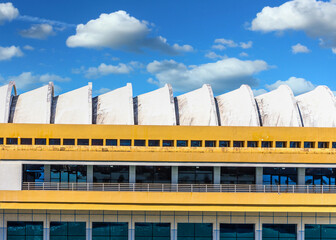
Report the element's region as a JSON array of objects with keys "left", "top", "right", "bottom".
[{"left": 0, "top": 82, "right": 15, "bottom": 123}]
